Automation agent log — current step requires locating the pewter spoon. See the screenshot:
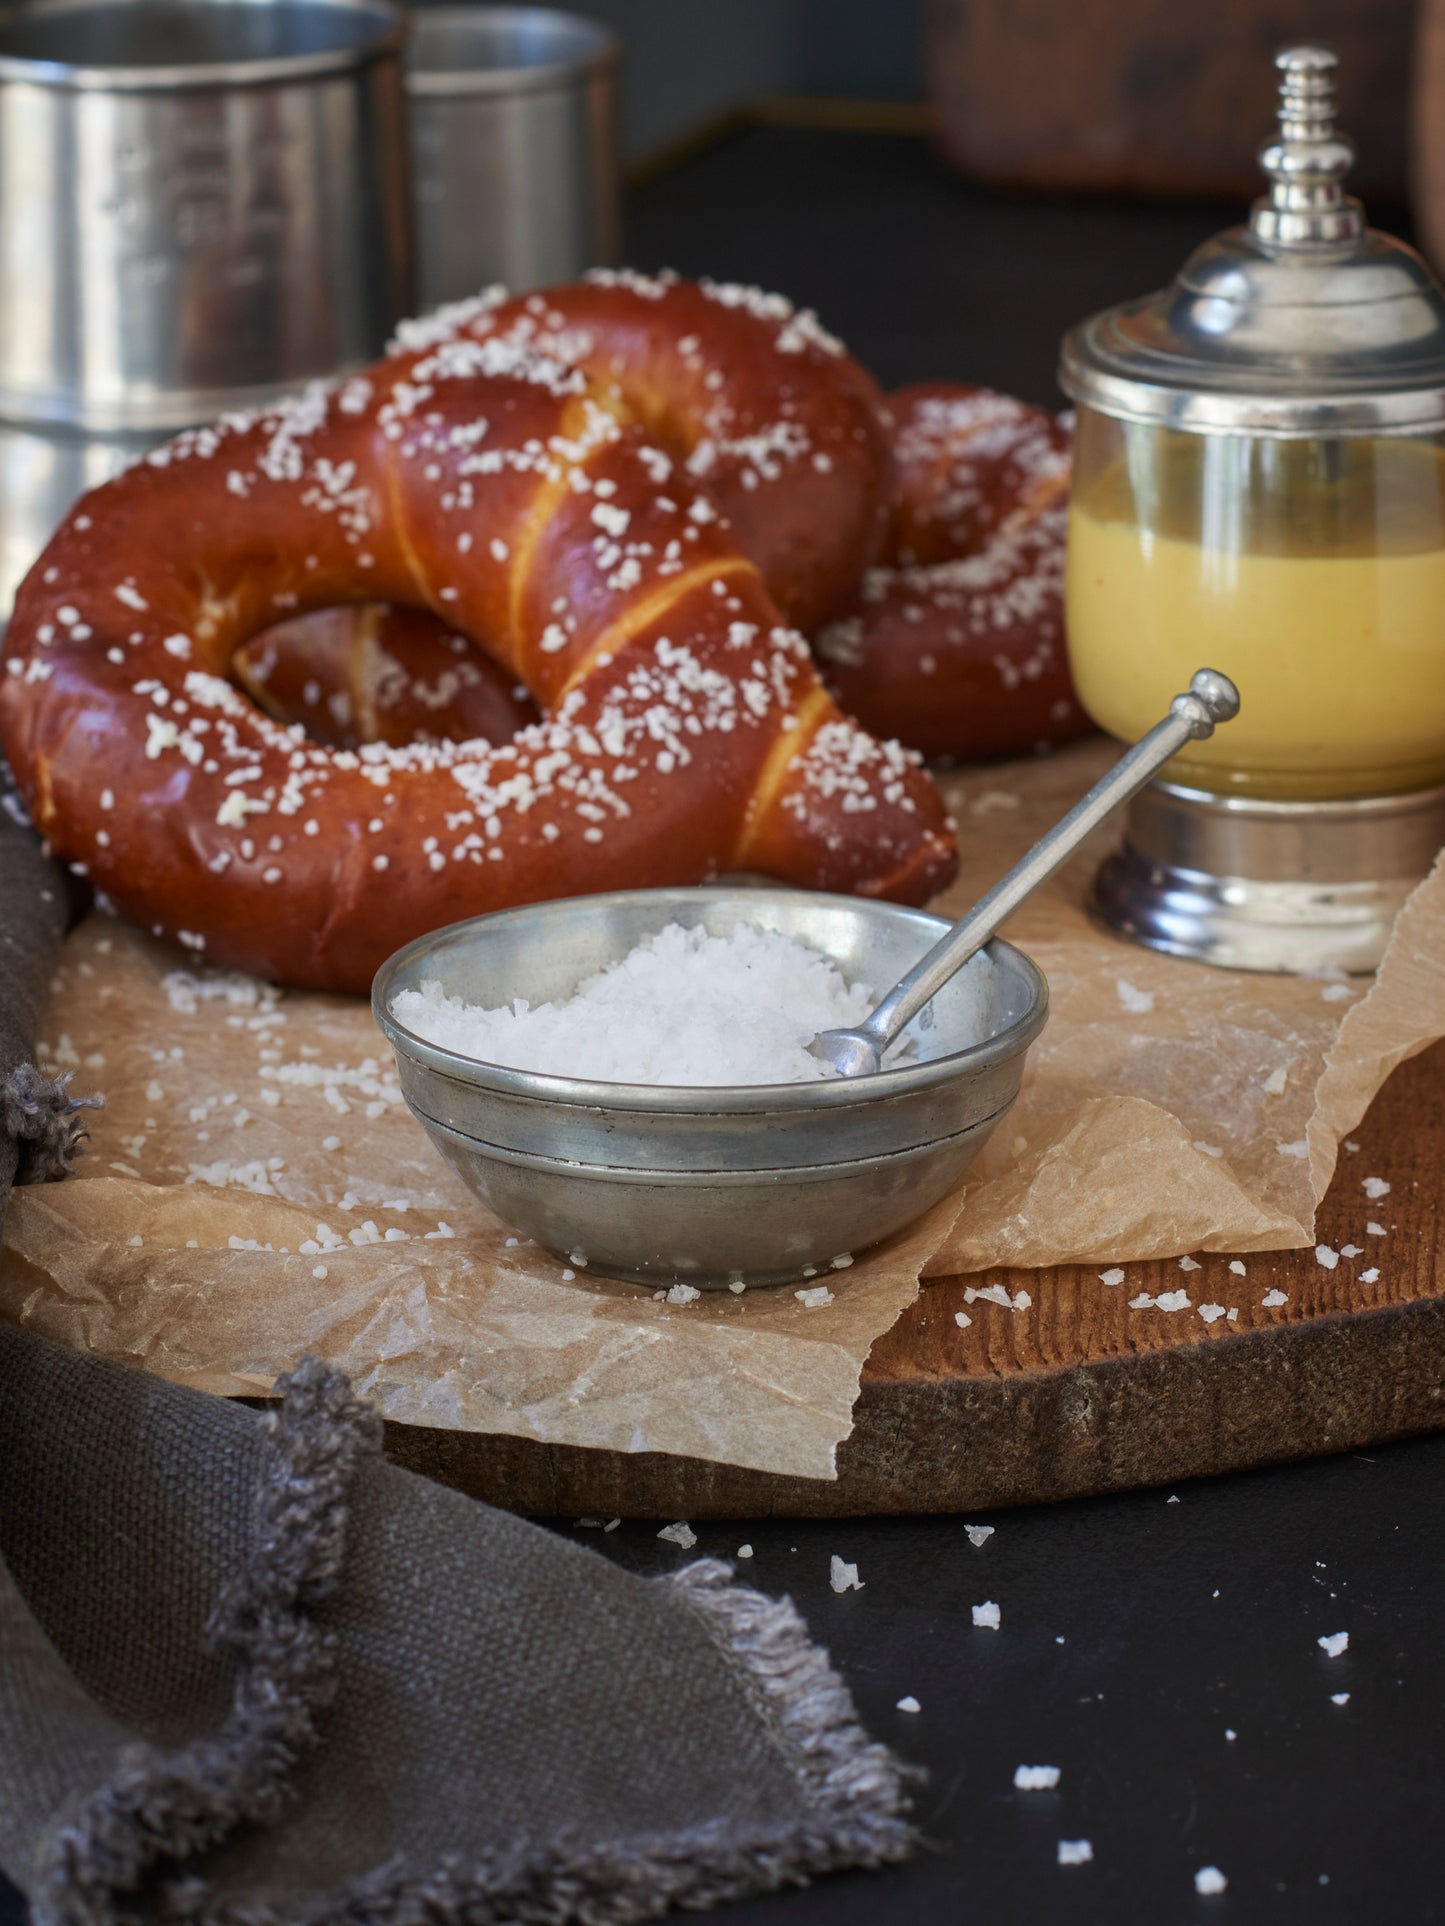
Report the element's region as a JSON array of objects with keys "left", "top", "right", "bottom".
[{"left": 812, "top": 668, "right": 1241, "bottom": 1078}]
